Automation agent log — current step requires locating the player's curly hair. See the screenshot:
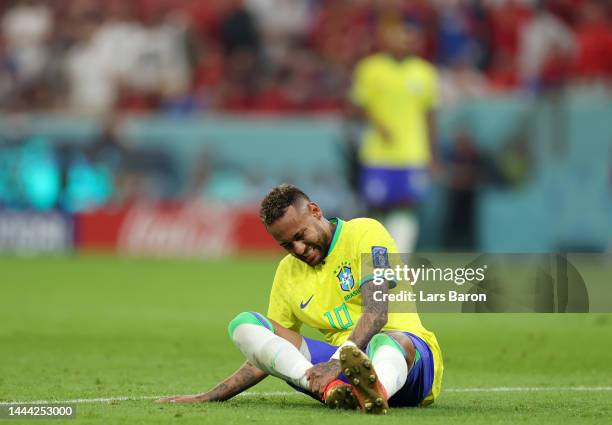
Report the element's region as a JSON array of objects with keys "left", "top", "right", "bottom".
[{"left": 259, "top": 184, "right": 311, "bottom": 226}]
